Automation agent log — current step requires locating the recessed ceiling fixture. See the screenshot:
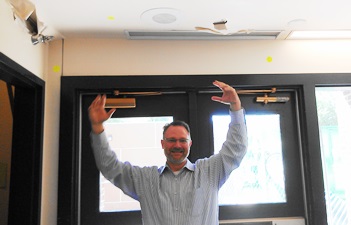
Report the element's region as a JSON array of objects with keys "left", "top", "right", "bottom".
[
  {"left": 141, "top": 8, "right": 182, "bottom": 25},
  {"left": 125, "top": 30, "right": 282, "bottom": 40},
  {"left": 287, "top": 30, "right": 351, "bottom": 39}
]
